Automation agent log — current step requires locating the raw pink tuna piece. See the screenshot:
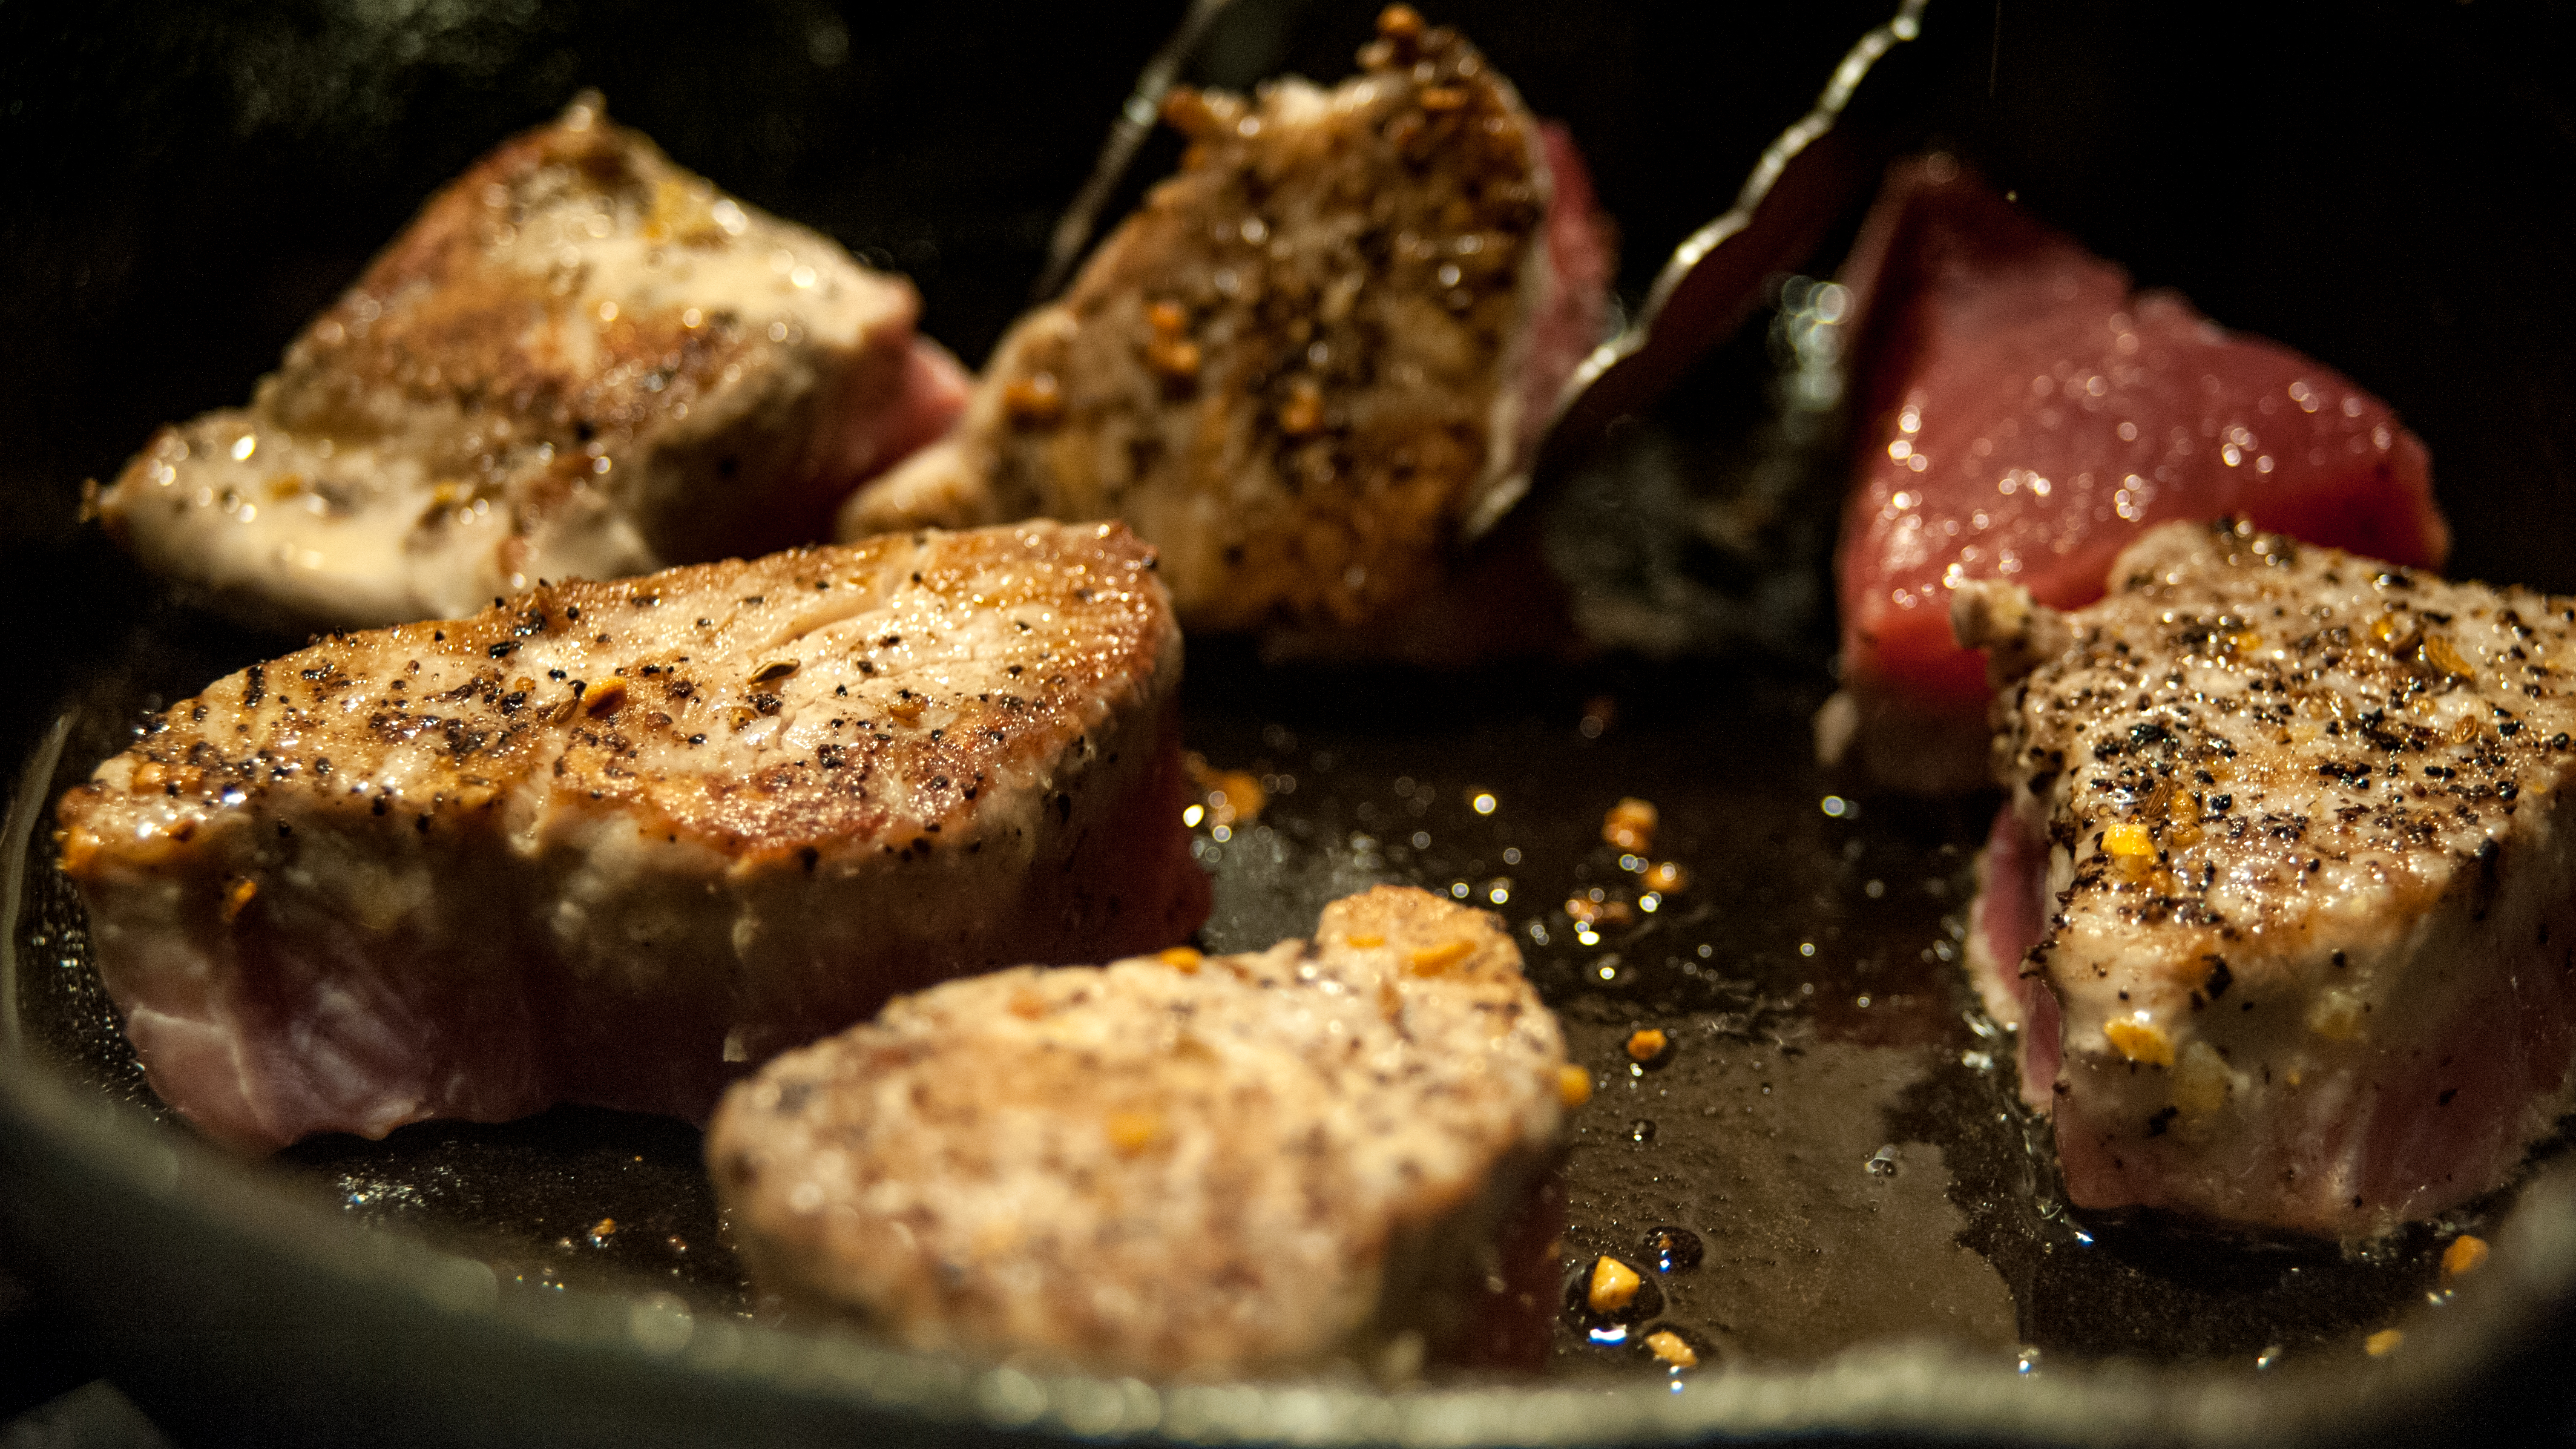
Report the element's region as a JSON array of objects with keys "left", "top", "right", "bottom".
[{"left": 1822, "top": 158, "right": 2449, "bottom": 792}]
